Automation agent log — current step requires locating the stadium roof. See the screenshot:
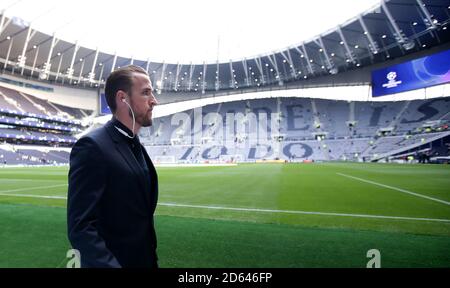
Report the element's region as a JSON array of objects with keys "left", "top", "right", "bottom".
[
  {"left": 0, "top": 0, "right": 449, "bottom": 93},
  {"left": 1, "top": 0, "right": 380, "bottom": 63}
]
